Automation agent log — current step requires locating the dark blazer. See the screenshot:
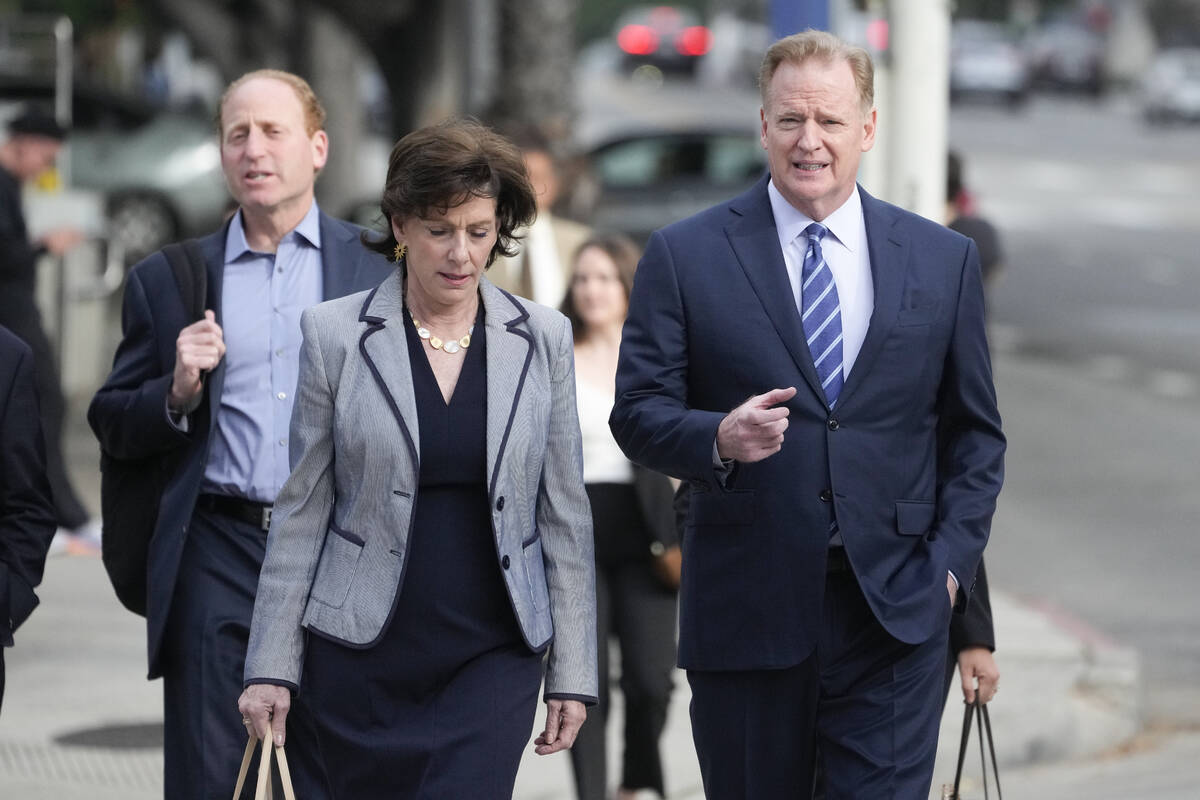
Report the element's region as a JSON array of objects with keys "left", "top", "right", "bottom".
[
  {"left": 610, "top": 179, "right": 1006, "bottom": 671},
  {"left": 0, "top": 325, "right": 56, "bottom": 654},
  {"left": 87, "top": 212, "right": 393, "bottom": 679}
]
